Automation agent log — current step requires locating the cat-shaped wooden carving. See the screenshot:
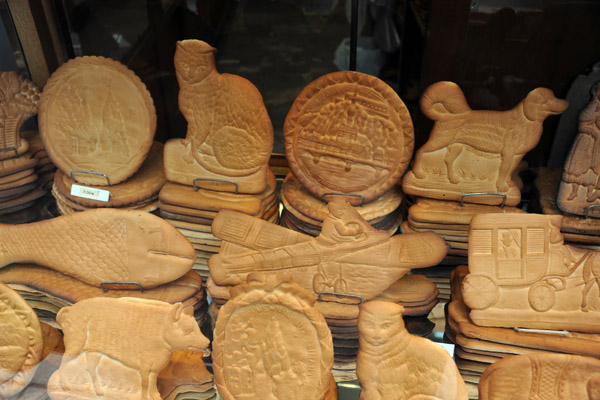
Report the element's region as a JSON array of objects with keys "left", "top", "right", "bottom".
[
  {"left": 164, "top": 40, "right": 273, "bottom": 194},
  {"left": 357, "top": 301, "right": 467, "bottom": 400}
]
